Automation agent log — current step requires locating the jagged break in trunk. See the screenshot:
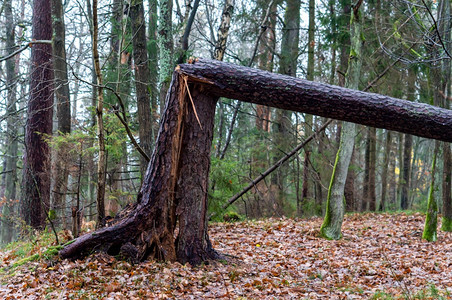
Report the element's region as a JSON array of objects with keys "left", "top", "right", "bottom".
[
  {"left": 61, "top": 59, "right": 452, "bottom": 264},
  {"left": 60, "top": 69, "right": 219, "bottom": 264}
]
